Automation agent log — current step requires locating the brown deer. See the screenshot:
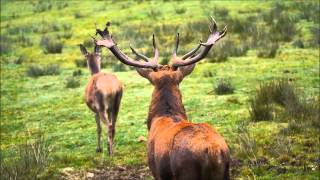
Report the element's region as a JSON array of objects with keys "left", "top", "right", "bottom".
[
  {"left": 94, "top": 17, "right": 229, "bottom": 179},
  {"left": 79, "top": 44, "right": 122, "bottom": 156}
]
